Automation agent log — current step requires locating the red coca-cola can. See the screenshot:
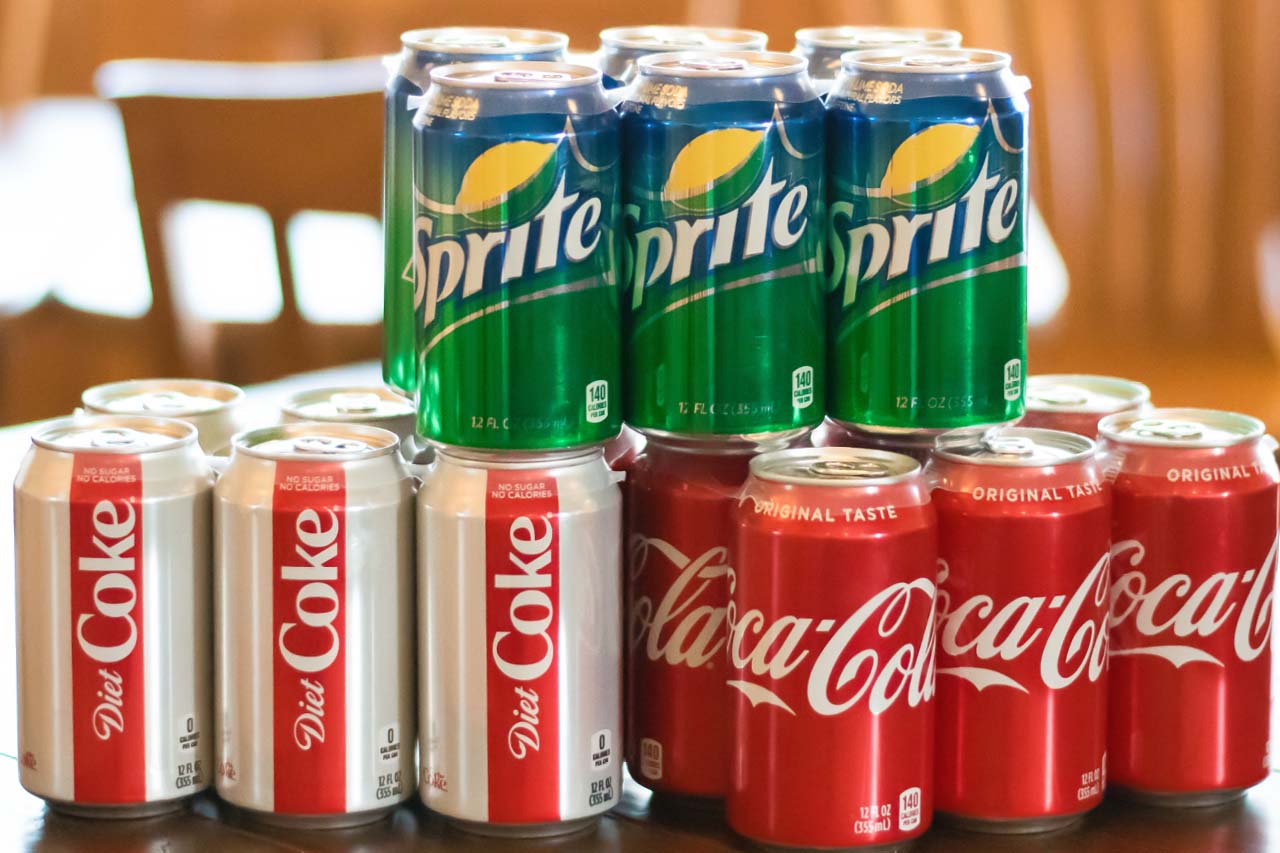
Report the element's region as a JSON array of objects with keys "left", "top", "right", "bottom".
[
  {"left": 1021, "top": 375, "right": 1151, "bottom": 438},
  {"left": 1100, "top": 408, "right": 1278, "bottom": 805},
  {"left": 729, "top": 447, "right": 937, "bottom": 848},
  {"left": 928, "top": 427, "right": 1110, "bottom": 831}
]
